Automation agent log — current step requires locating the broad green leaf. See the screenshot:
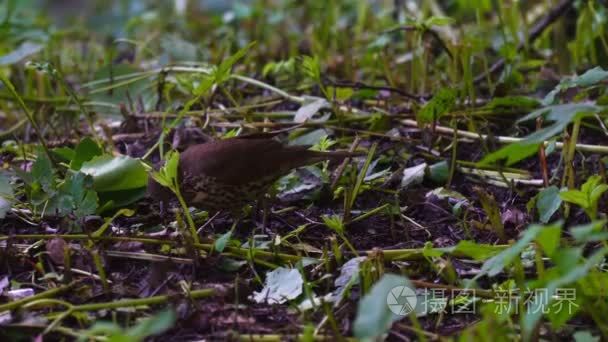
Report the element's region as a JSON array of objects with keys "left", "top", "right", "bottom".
[
  {"left": 580, "top": 175, "right": 602, "bottom": 194},
  {"left": 535, "top": 224, "right": 562, "bottom": 257},
  {"left": 52, "top": 147, "right": 76, "bottom": 162},
  {"left": 478, "top": 141, "right": 540, "bottom": 166},
  {"left": 559, "top": 190, "right": 588, "bottom": 208},
  {"left": 31, "top": 150, "right": 54, "bottom": 191},
  {"left": 81, "top": 155, "right": 148, "bottom": 192},
  {"left": 70, "top": 137, "right": 102, "bottom": 170},
  {"left": 354, "top": 274, "right": 412, "bottom": 339},
  {"left": 589, "top": 184, "right": 608, "bottom": 204},
  {"left": 251, "top": 267, "right": 303, "bottom": 304},
  {"left": 536, "top": 186, "right": 562, "bottom": 223}
]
